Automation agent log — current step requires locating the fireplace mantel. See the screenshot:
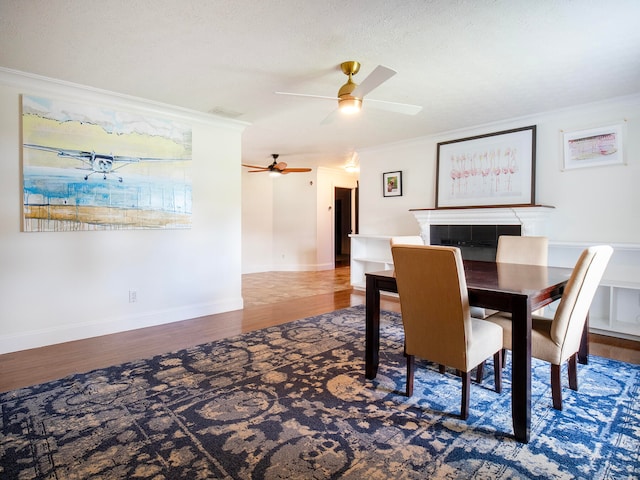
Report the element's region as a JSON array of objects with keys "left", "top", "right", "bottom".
[{"left": 410, "top": 205, "right": 554, "bottom": 244}]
